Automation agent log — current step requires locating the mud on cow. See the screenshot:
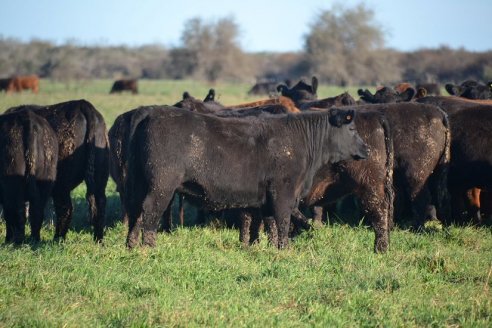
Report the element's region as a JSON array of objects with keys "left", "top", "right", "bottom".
[
  {"left": 6, "top": 100, "right": 110, "bottom": 241},
  {"left": 0, "top": 110, "right": 58, "bottom": 243},
  {"left": 124, "top": 107, "right": 368, "bottom": 248}
]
